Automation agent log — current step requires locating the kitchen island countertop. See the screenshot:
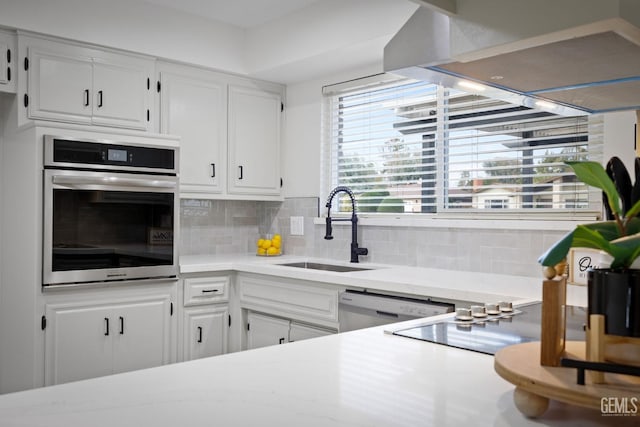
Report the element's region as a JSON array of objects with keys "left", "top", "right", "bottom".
[{"left": 0, "top": 320, "right": 629, "bottom": 426}]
